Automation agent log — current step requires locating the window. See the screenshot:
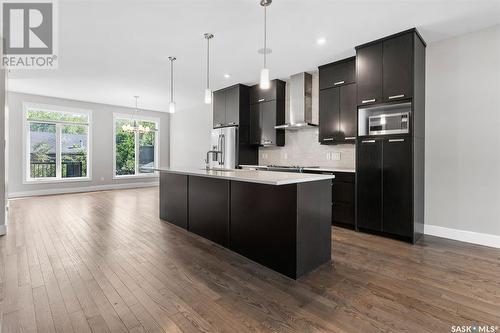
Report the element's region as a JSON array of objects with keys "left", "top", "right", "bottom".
[
  {"left": 24, "top": 104, "right": 91, "bottom": 182},
  {"left": 113, "top": 114, "right": 159, "bottom": 178}
]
